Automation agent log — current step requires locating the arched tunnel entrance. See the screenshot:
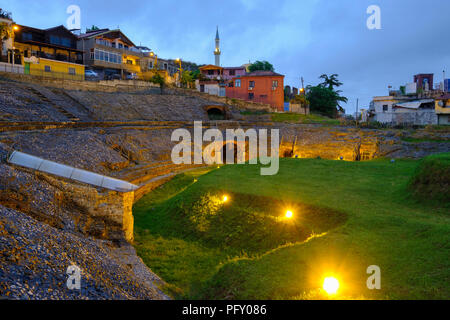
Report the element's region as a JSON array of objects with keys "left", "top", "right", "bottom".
[
  {"left": 205, "top": 105, "right": 227, "bottom": 120},
  {"left": 221, "top": 143, "right": 238, "bottom": 164}
]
